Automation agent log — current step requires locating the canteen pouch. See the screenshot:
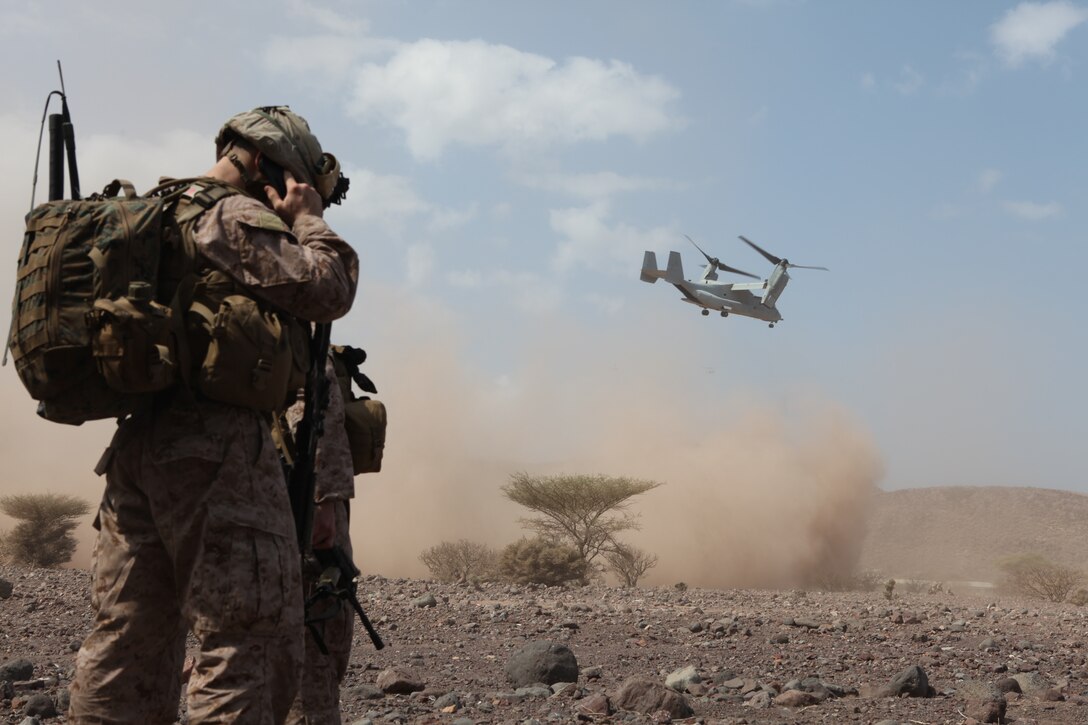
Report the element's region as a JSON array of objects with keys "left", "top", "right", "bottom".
[
  {"left": 88, "top": 282, "right": 178, "bottom": 393},
  {"left": 343, "top": 397, "right": 386, "bottom": 474},
  {"left": 191, "top": 294, "right": 293, "bottom": 411}
]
